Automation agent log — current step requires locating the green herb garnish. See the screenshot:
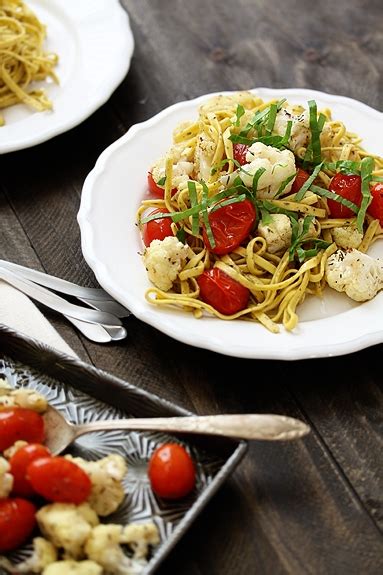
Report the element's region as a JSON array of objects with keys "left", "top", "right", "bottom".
[
  {"left": 310, "top": 184, "right": 359, "bottom": 213},
  {"left": 157, "top": 176, "right": 166, "bottom": 186},
  {"left": 187, "top": 181, "right": 200, "bottom": 236},
  {"left": 294, "top": 162, "right": 323, "bottom": 202},
  {"left": 303, "top": 100, "right": 326, "bottom": 166},
  {"left": 356, "top": 156, "right": 374, "bottom": 232},
  {"left": 275, "top": 173, "right": 296, "bottom": 198},
  {"left": 234, "top": 104, "right": 245, "bottom": 127}
]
